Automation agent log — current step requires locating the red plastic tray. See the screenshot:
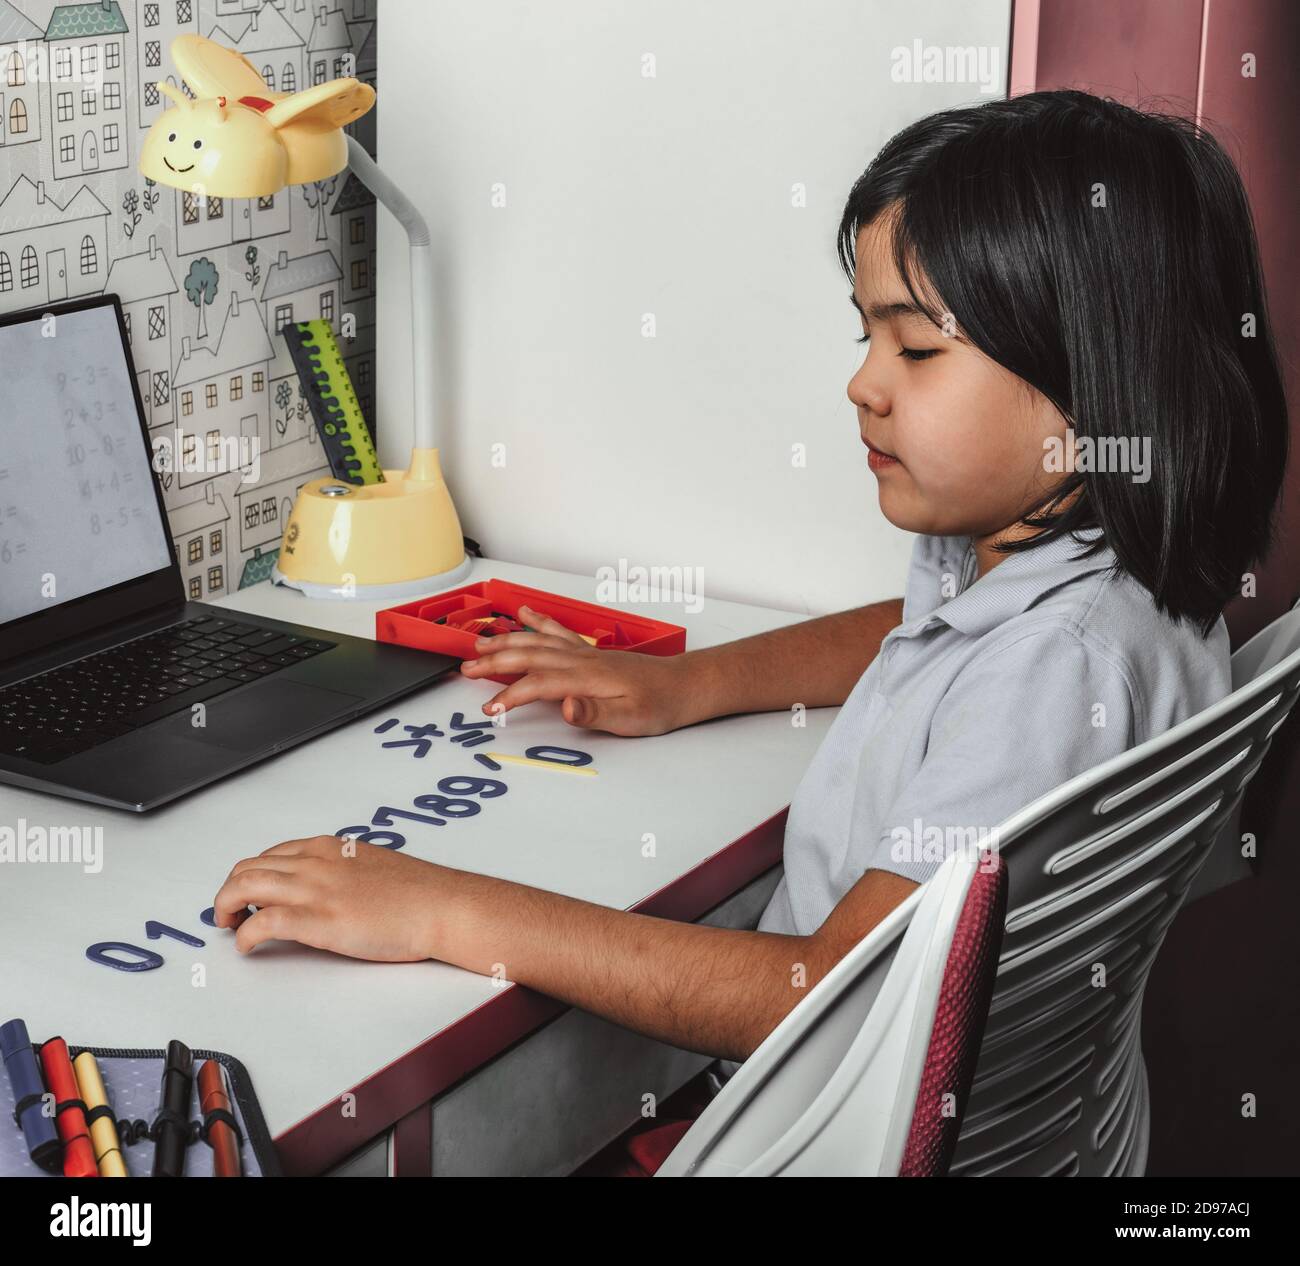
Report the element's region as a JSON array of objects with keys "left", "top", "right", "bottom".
[{"left": 375, "top": 579, "right": 687, "bottom": 685}]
